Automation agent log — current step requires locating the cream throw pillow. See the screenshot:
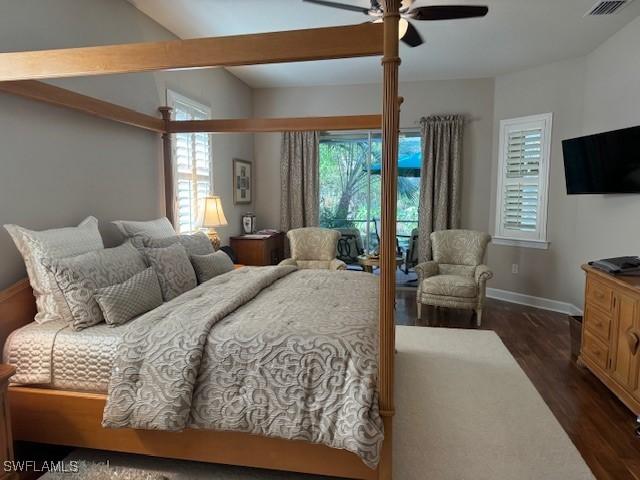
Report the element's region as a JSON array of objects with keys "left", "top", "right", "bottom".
[
  {"left": 136, "top": 232, "right": 214, "bottom": 256},
  {"left": 95, "top": 267, "right": 163, "bottom": 327},
  {"left": 4, "top": 217, "right": 103, "bottom": 323},
  {"left": 191, "top": 251, "right": 235, "bottom": 284},
  {"left": 112, "top": 217, "right": 176, "bottom": 239},
  {"left": 43, "top": 242, "right": 147, "bottom": 331},
  {"left": 143, "top": 243, "right": 197, "bottom": 301}
]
